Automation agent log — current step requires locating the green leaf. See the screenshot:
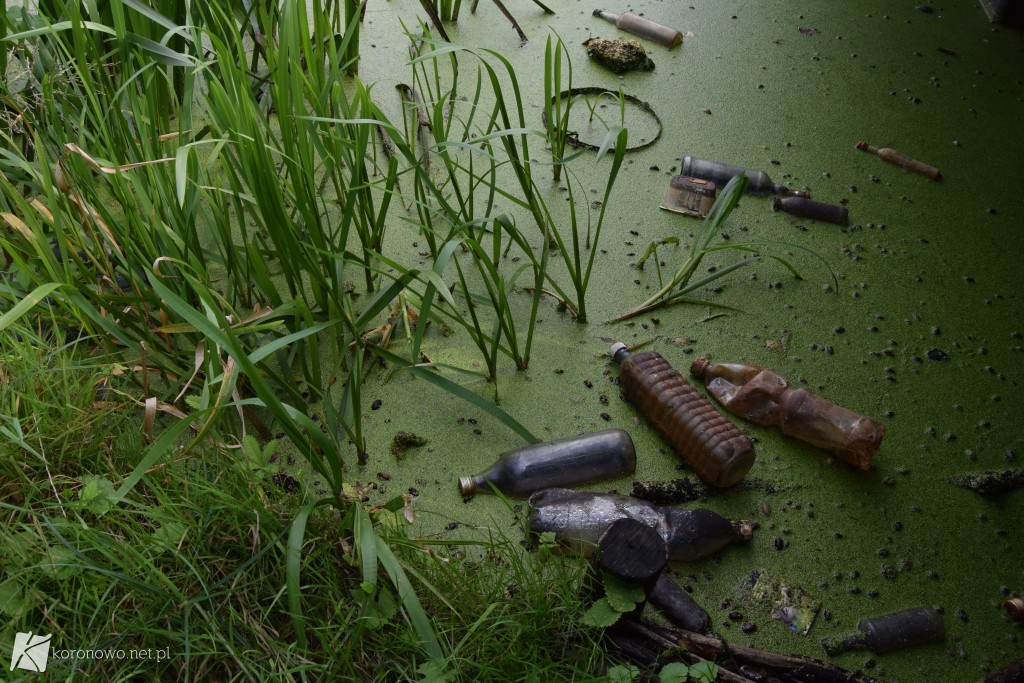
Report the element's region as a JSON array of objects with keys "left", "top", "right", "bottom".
[
  {"left": 0, "top": 581, "right": 26, "bottom": 617},
  {"left": 152, "top": 521, "right": 186, "bottom": 548},
  {"left": 603, "top": 574, "right": 646, "bottom": 612},
  {"left": 0, "top": 283, "right": 62, "bottom": 334},
  {"left": 79, "top": 475, "right": 115, "bottom": 513},
  {"left": 690, "top": 661, "right": 719, "bottom": 683},
  {"left": 658, "top": 662, "right": 691, "bottom": 683},
  {"left": 581, "top": 597, "right": 621, "bottom": 627},
  {"left": 606, "top": 664, "right": 639, "bottom": 683}
]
